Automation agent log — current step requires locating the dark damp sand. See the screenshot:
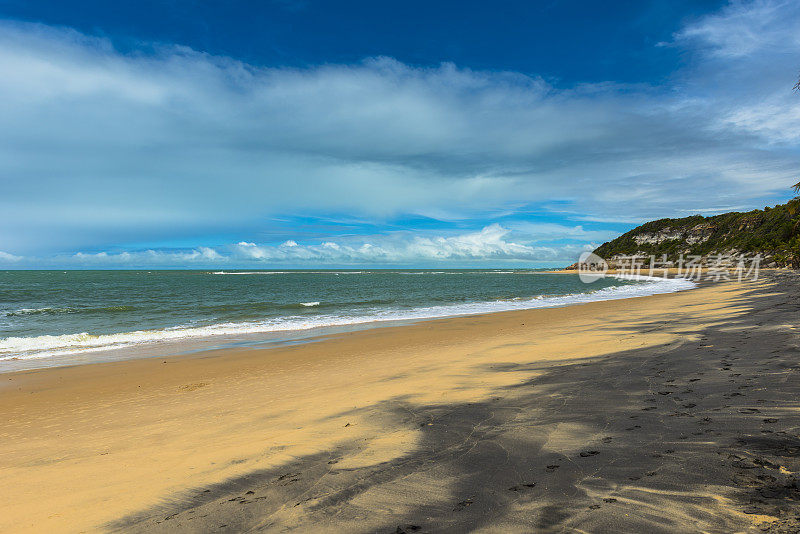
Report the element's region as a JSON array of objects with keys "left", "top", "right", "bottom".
[{"left": 2, "top": 271, "right": 800, "bottom": 533}]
